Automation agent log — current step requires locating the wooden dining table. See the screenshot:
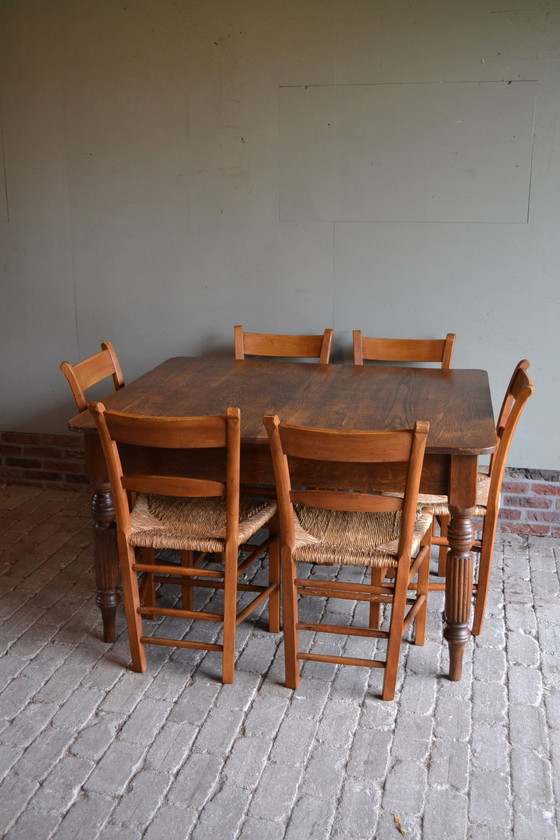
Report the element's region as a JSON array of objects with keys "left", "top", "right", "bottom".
[{"left": 68, "top": 355, "right": 497, "bottom": 682}]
